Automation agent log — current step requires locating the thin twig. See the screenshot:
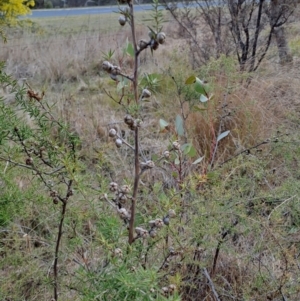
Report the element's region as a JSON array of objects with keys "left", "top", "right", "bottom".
[
  {"left": 203, "top": 268, "right": 221, "bottom": 301},
  {"left": 268, "top": 195, "right": 296, "bottom": 221}
]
